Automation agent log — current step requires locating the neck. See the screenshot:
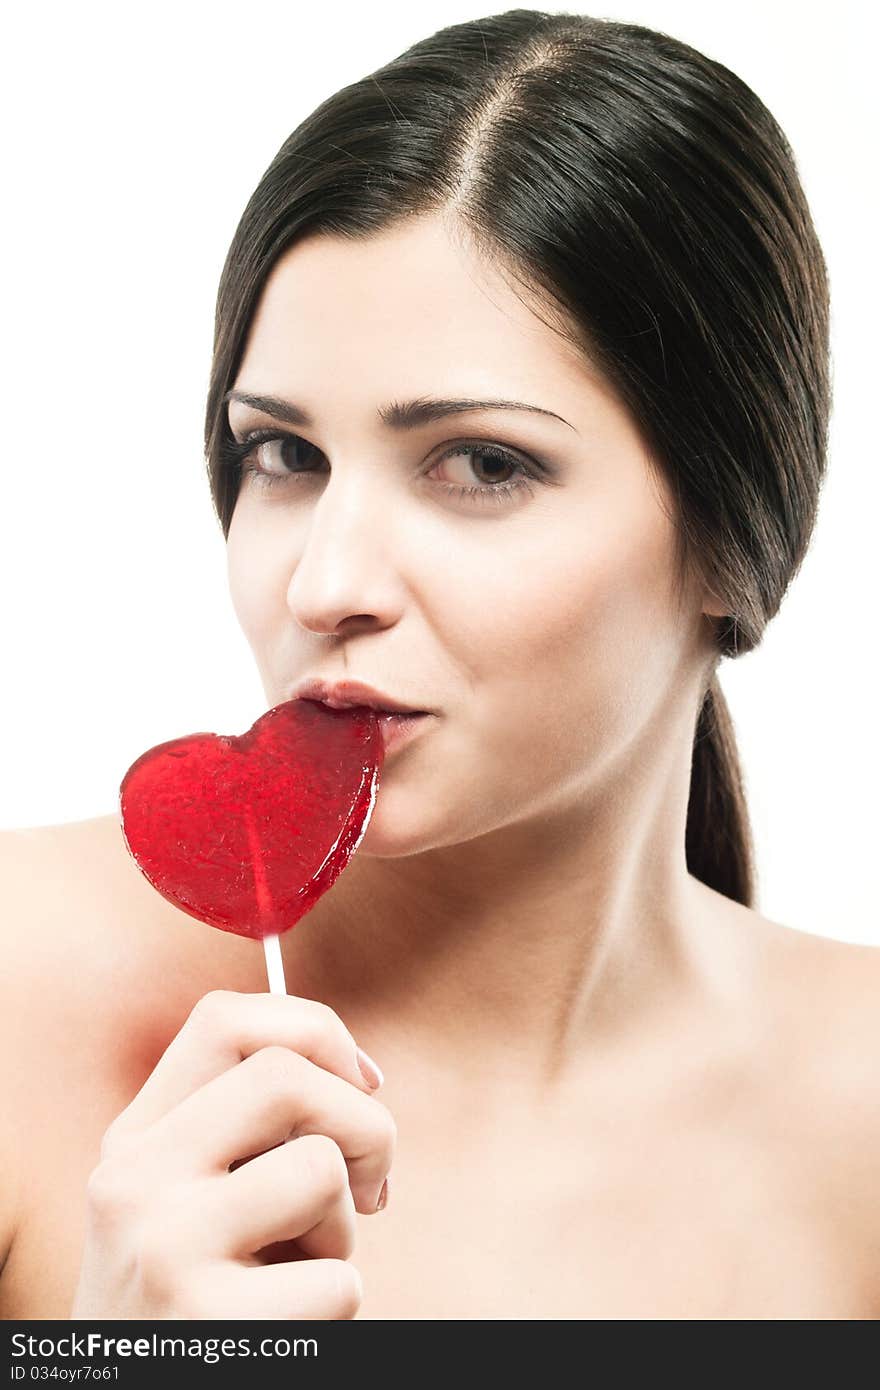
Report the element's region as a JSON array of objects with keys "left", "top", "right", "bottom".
[{"left": 280, "top": 693, "right": 743, "bottom": 1092}]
